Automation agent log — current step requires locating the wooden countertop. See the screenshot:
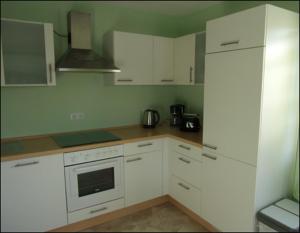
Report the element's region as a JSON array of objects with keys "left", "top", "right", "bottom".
[{"left": 1, "top": 123, "right": 202, "bottom": 162}]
